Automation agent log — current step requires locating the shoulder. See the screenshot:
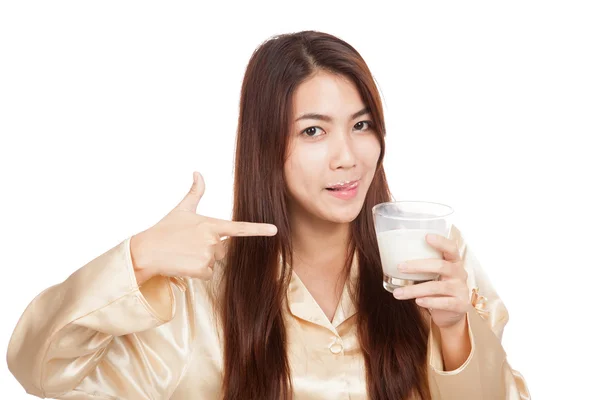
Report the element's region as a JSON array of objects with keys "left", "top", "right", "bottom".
[
  {"left": 450, "top": 224, "right": 478, "bottom": 283},
  {"left": 452, "top": 224, "right": 510, "bottom": 336},
  {"left": 449, "top": 224, "right": 467, "bottom": 259}
]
